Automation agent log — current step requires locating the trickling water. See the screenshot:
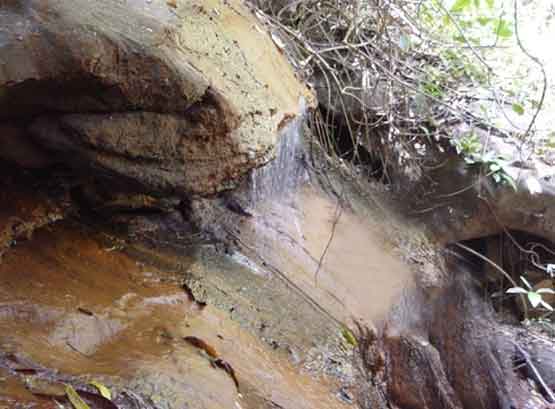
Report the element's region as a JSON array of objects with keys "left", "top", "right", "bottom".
[
  {"left": 249, "top": 99, "right": 308, "bottom": 203},
  {"left": 240, "top": 97, "right": 414, "bottom": 324}
]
